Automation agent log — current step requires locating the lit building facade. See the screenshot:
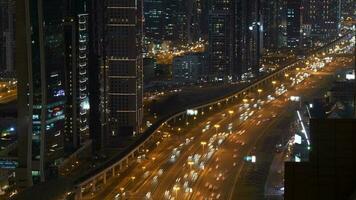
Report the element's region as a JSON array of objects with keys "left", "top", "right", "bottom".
[
  {"left": 16, "top": 0, "right": 68, "bottom": 185},
  {"left": 0, "top": 0, "right": 15, "bottom": 73},
  {"left": 286, "top": 0, "right": 302, "bottom": 48},
  {"left": 262, "top": 0, "right": 287, "bottom": 50},
  {"left": 103, "top": 0, "right": 143, "bottom": 146},
  {"left": 144, "top": 0, "right": 164, "bottom": 43},
  {"left": 208, "top": 8, "right": 231, "bottom": 81},
  {"left": 163, "top": 0, "right": 188, "bottom": 44},
  {"left": 172, "top": 53, "right": 206, "bottom": 82},
  {"left": 64, "top": 0, "right": 90, "bottom": 152},
  {"left": 308, "top": 0, "right": 341, "bottom": 45},
  {"left": 208, "top": 0, "right": 263, "bottom": 81},
  {"left": 340, "top": 0, "right": 355, "bottom": 20}
]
